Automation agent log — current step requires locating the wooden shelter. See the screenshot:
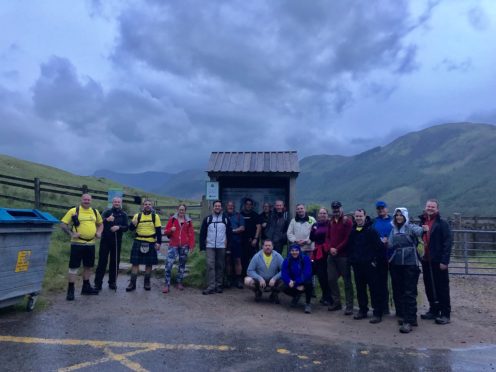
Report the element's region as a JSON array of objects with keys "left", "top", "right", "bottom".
[{"left": 206, "top": 151, "right": 300, "bottom": 217}]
